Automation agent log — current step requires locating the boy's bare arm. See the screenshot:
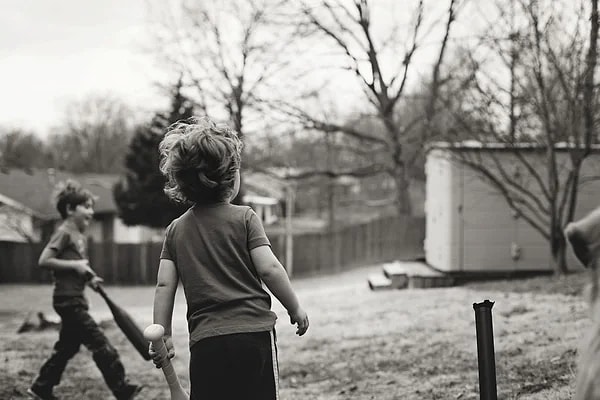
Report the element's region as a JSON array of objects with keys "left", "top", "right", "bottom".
[
  {"left": 251, "top": 245, "right": 309, "bottom": 335},
  {"left": 153, "top": 259, "right": 179, "bottom": 337},
  {"left": 38, "top": 247, "right": 94, "bottom": 276}
]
